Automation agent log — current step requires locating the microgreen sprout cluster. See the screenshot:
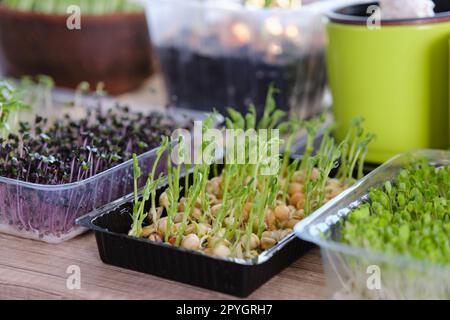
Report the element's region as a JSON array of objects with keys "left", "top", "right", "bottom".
[
  {"left": 0, "top": 80, "right": 188, "bottom": 240},
  {"left": 129, "top": 88, "right": 373, "bottom": 260},
  {"left": 342, "top": 160, "right": 450, "bottom": 265},
  {"left": 0, "top": 76, "right": 180, "bottom": 186}
]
